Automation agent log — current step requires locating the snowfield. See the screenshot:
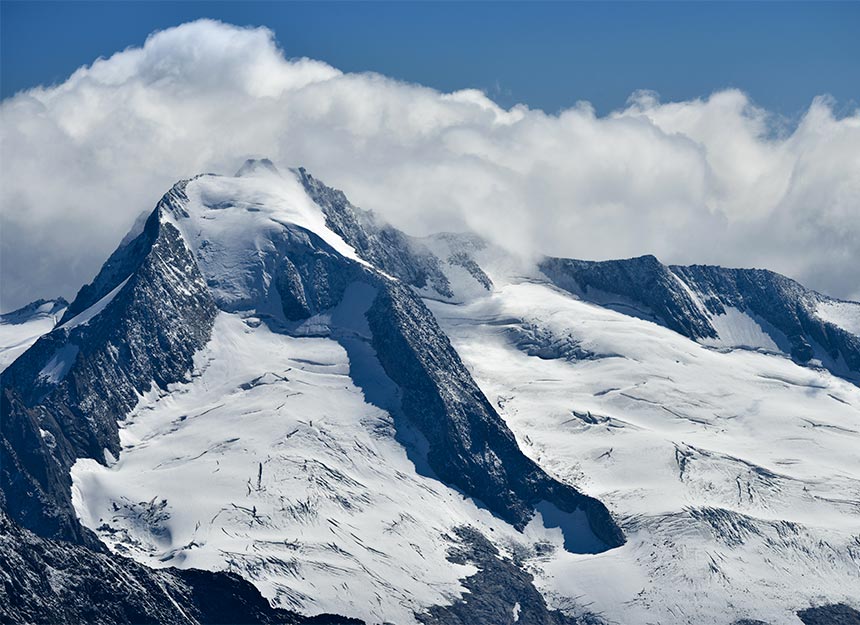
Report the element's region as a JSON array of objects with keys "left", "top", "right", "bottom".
[
  {"left": 817, "top": 300, "right": 860, "bottom": 337},
  {"left": 71, "top": 309, "right": 578, "bottom": 624},
  {"left": 0, "top": 300, "right": 66, "bottom": 372},
  {"left": 65, "top": 163, "right": 860, "bottom": 624},
  {"left": 165, "top": 166, "right": 368, "bottom": 315},
  {"left": 429, "top": 281, "right": 860, "bottom": 624},
  {"left": 70, "top": 165, "right": 581, "bottom": 625}
]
